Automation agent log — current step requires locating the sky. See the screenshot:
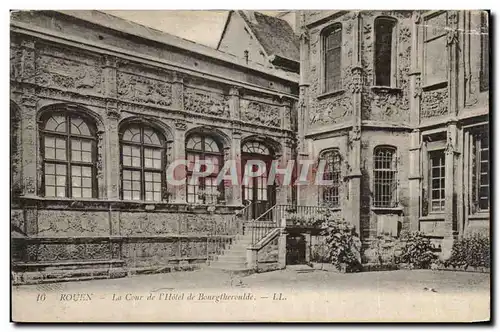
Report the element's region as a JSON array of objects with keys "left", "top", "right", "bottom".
[{"left": 104, "top": 10, "right": 285, "bottom": 48}]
